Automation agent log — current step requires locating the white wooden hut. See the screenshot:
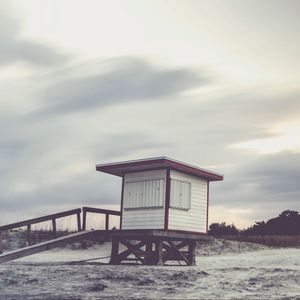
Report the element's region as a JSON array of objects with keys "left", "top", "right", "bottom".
[{"left": 96, "top": 157, "right": 223, "bottom": 235}]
